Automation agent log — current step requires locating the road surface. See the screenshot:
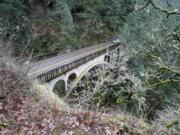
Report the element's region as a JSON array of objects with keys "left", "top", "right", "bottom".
[{"left": 28, "top": 42, "right": 116, "bottom": 78}]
